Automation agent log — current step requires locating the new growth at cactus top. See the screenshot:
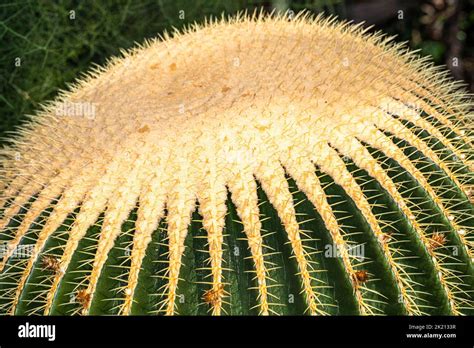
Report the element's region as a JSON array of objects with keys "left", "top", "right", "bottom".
[{"left": 0, "top": 11, "right": 473, "bottom": 316}]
